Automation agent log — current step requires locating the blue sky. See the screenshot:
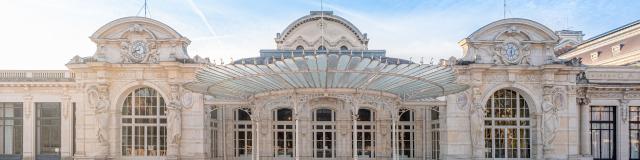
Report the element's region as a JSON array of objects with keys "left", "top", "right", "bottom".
[{"left": 0, "top": 0, "right": 638, "bottom": 69}]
